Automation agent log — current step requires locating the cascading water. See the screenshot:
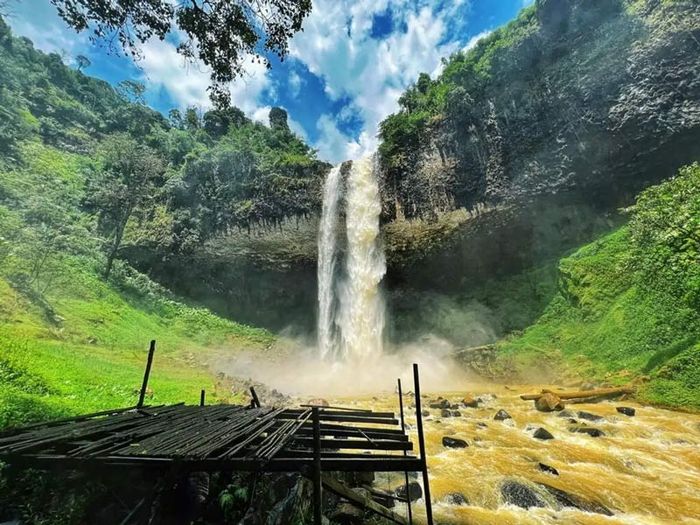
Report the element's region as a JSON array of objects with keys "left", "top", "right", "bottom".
[
  {"left": 316, "top": 155, "right": 386, "bottom": 361},
  {"left": 316, "top": 165, "right": 342, "bottom": 359}
]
